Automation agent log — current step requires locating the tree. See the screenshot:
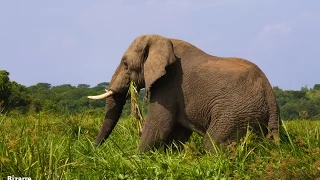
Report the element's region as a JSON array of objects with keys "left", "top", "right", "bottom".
[
  {"left": 281, "top": 102, "right": 299, "bottom": 120},
  {"left": 313, "top": 84, "right": 320, "bottom": 90},
  {"left": 77, "top": 84, "right": 90, "bottom": 89},
  {"left": 51, "top": 84, "right": 74, "bottom": 93},
  {"left": 273, "top": 86, "right": 287, "bottom": 106},
  {"left": 28, "top": 83, "right": 52, "bottom": 93},
  {"left": 0, "top": 70, "right": 12, "bottom": 108},
  {"left": 7, "top": 81, "right": 31, "bottom": 113},
  {"left": 96, "top": 82, "right": 109, "bottom": 88}
]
